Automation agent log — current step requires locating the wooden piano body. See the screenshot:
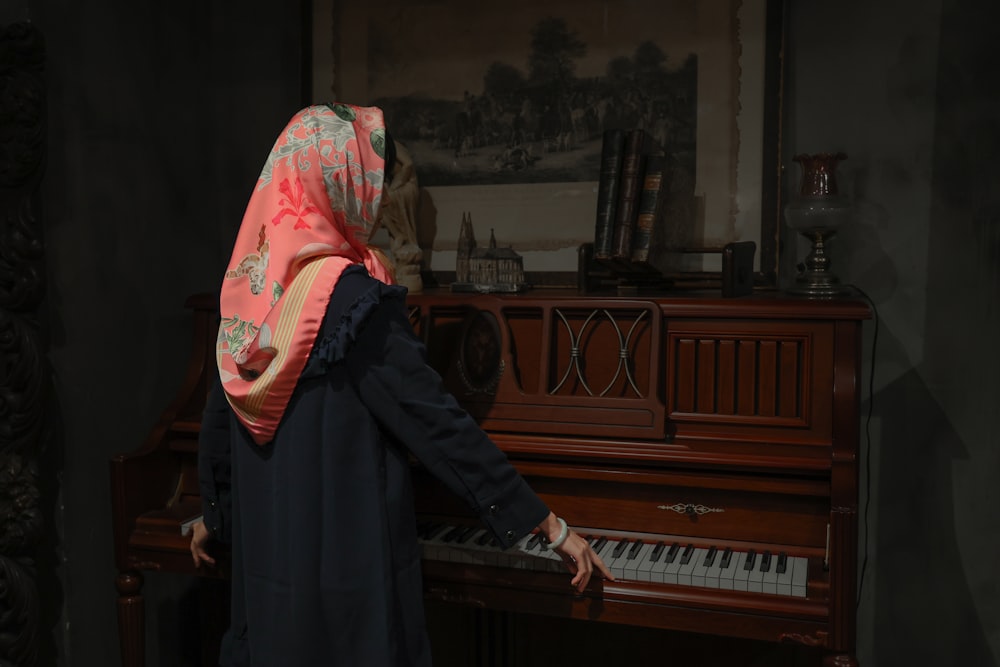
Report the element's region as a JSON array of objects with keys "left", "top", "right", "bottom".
[
  {"left": 110, "top": 288, "right": 869, "bottom": 666},
  {"left": 109, "top": 294, "right": 226, "bottom": 666}
]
